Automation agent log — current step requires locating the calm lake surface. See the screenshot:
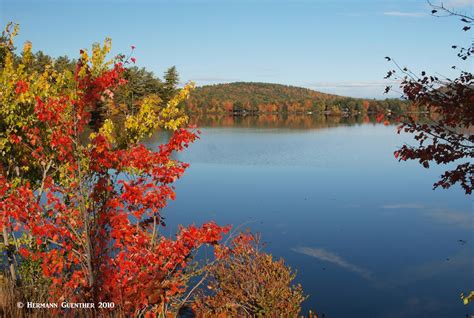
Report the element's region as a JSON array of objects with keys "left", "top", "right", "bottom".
[{"left": 147, "top": 115, "right": 473, "bottom": 318}]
